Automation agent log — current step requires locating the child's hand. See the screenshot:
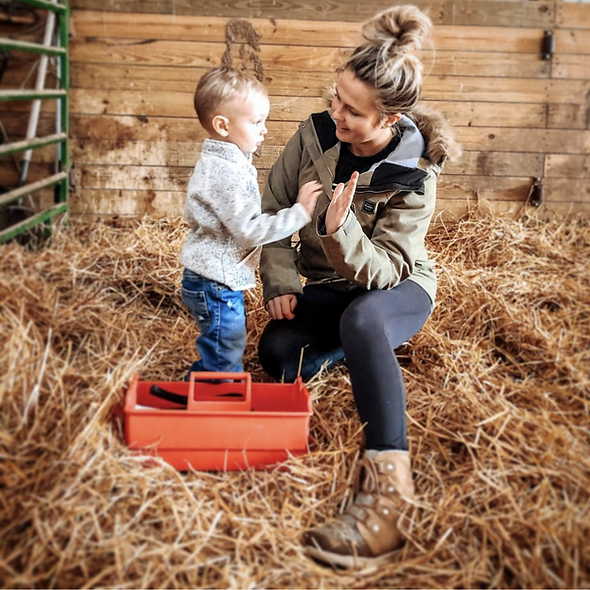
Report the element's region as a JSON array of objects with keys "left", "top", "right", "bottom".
[
  {"left": 296, "top": 181, "right": 323, "bottom": 217},
  {"left": 326, "top": 171, "right": 359, "bottom": 234}
]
